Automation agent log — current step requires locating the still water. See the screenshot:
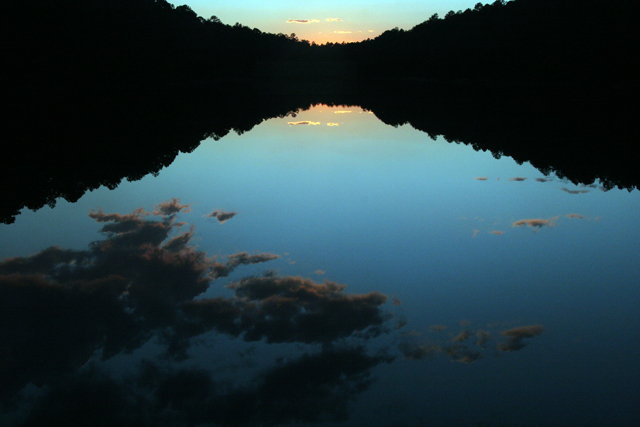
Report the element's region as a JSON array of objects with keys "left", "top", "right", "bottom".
[{"left": 1, "top": 104, "right": 639, "bottom": 427}]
